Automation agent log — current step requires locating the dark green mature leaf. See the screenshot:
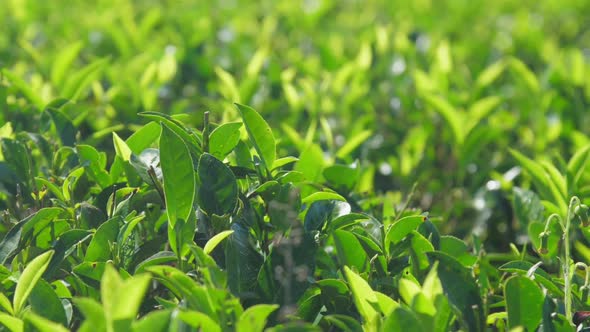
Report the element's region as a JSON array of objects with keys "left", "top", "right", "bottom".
[
  {"left": 235, "top": 103, "right": 276, "bottom": 171},
  {"left": 323, "top": 164, "right": 360, "bottom": 191},
  {"left": 45, "top": 229, "right": 93, "bottom": 277},
  {"left": 427, "top": 251, "right": 484, "bottom": 332},
  {"left": 84, "top": 217, "right": 120, "bottom": 262},
  {"left": 513, "top": 187, "right": 544, "bottom": 229},
  {"left": 499, "top": 261, "right": 564, "bottom": 297},
  {"left": 304, "top": 200, "right": 351, "bottom": 233},
  {"left": 1, "top": 138, "right": 30, "bottom": 184},
  {"left": 0, "top": 208, "right": 63, "bottom": 264},
  {"left": 29, "top": 279, "right": 68, "bottom": 326},
  {"left": 324, "top": 315, "right": 363, "bottom": 332},
  {"left": 134, "top": 251, "right": 176, "bottom": 274},
  {"left": 333, "top": 230, "right": 369, "bottom": 273},
  {"left": 209, "top": 122, "right": 242, "bottom": 159},
  {"left": 225, "top": 222, "right": 264, "bottom": 295},
  {"left": 77, "top": 145, "right": 112, "bottom": 188},
  {"left": 160, "top": 123, "right": 196, "bottom": 226},
  {"left": 505, "top": 276, "right": 543, "bottom": 331},
  {"left": 198, "top": 153, "right": 238, "bottom": 216},
  {"left": 45, "top": 109, "right": 76, "bottom": 147}
]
